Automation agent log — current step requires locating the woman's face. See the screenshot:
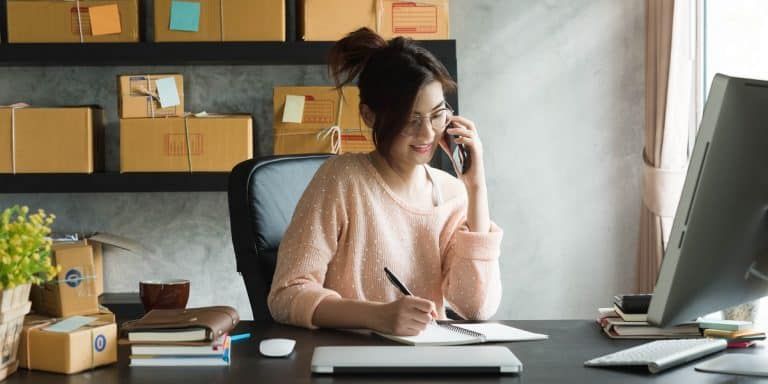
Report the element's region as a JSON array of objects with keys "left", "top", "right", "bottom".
[{"left": 388, "top": 81, "right": 446, "bottom": 168}]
